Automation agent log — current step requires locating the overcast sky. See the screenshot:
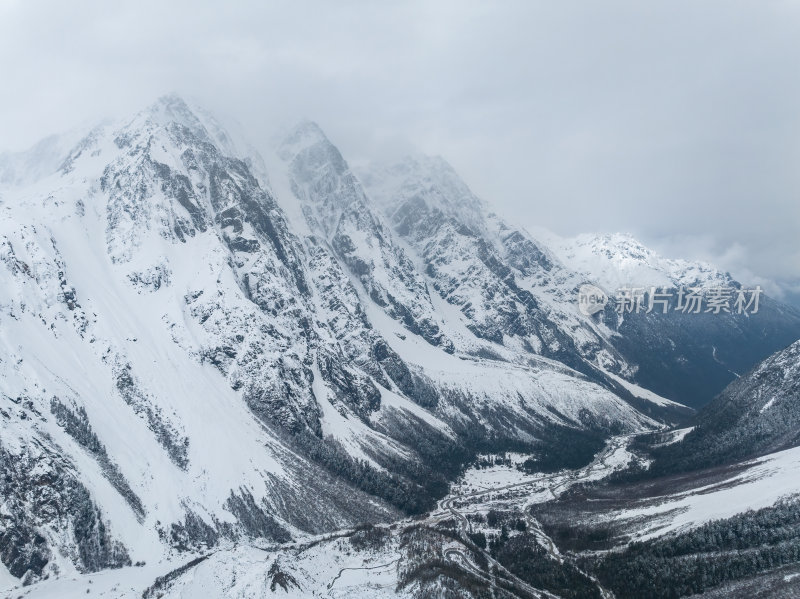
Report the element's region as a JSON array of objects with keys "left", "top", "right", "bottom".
[{"left": 1, "top": 0, "right": 799, "bottom": 302}]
